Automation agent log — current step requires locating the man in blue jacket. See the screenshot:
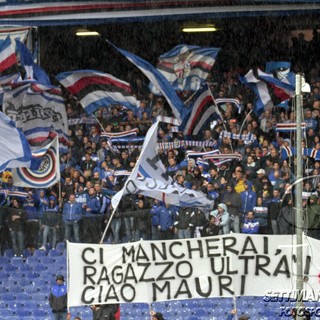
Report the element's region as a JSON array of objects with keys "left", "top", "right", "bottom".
[
  {"left": 240, "top": 181, "right": 257, "bottom": 226},
  {"left": 62, "top": 194, "right": 83, "bottom": 243},
  {"left": 82, "top": 187, "right": 101, "bottom": 243}
]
